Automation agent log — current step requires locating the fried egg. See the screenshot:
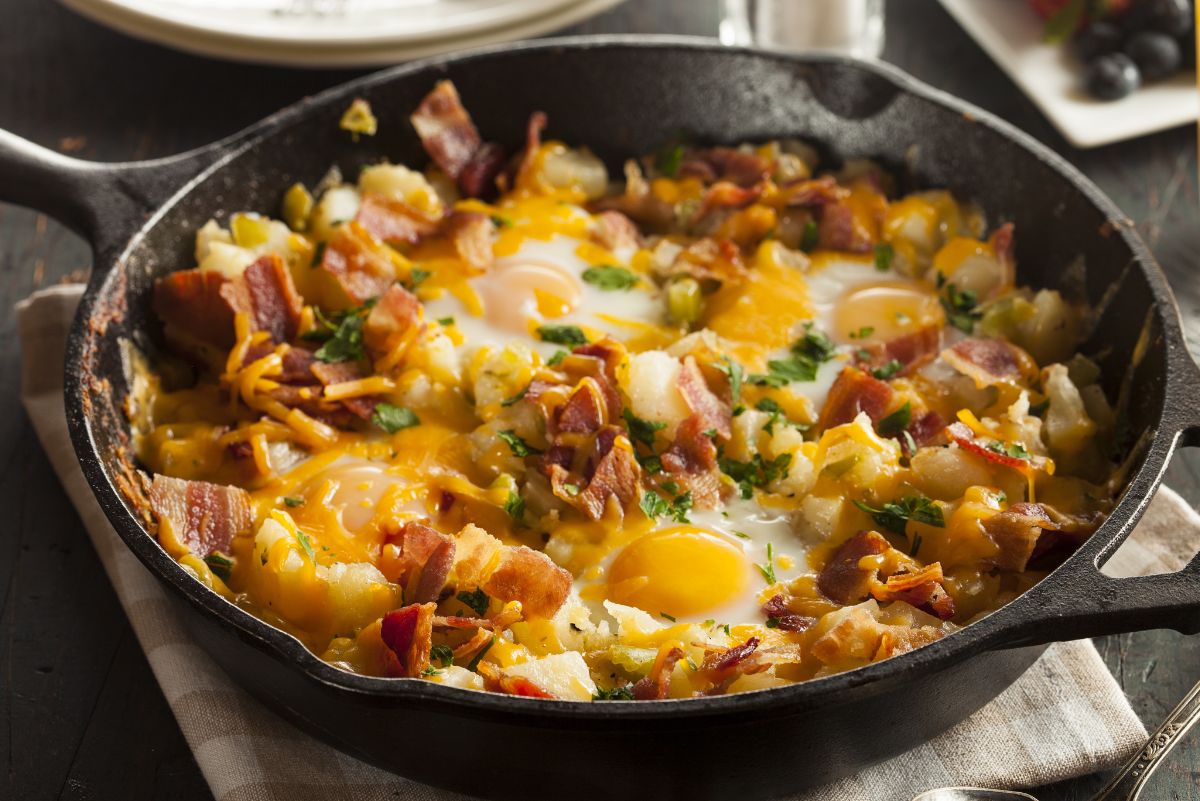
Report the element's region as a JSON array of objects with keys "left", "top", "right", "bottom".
[{"left": 806, "top": 254, "right": 944, "bottom": 347}]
